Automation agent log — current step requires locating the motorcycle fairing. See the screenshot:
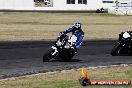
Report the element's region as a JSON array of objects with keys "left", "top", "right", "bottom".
[{"left": 123, "top": 32, "right": 131, "bottom": 38}]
